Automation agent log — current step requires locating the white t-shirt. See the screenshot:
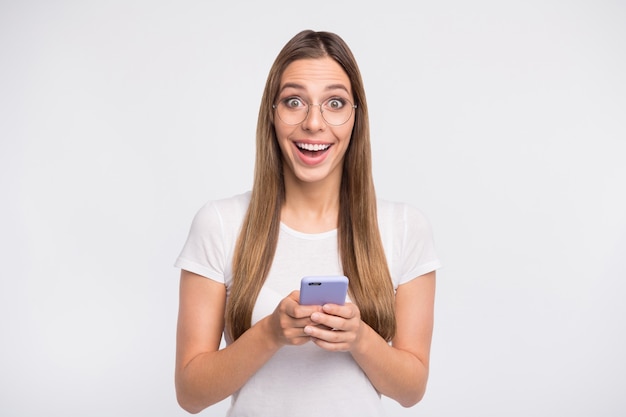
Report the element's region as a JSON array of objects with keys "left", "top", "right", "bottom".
[{"left": 175, "top": 191, "right": 441, "bottom": 417}]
